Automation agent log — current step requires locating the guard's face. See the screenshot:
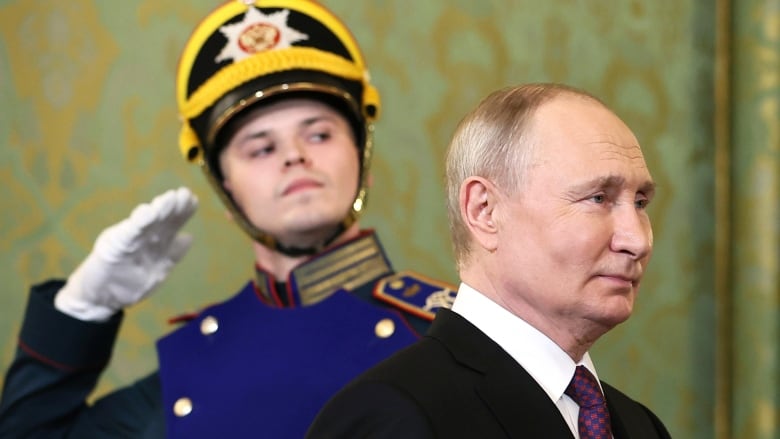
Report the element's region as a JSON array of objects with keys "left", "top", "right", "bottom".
[
  {"left": 496, "top": 96, "right": 655, "bottom": 338},
  {"left": 219, "top": 98, "right": 360, "bottom": 248}
]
